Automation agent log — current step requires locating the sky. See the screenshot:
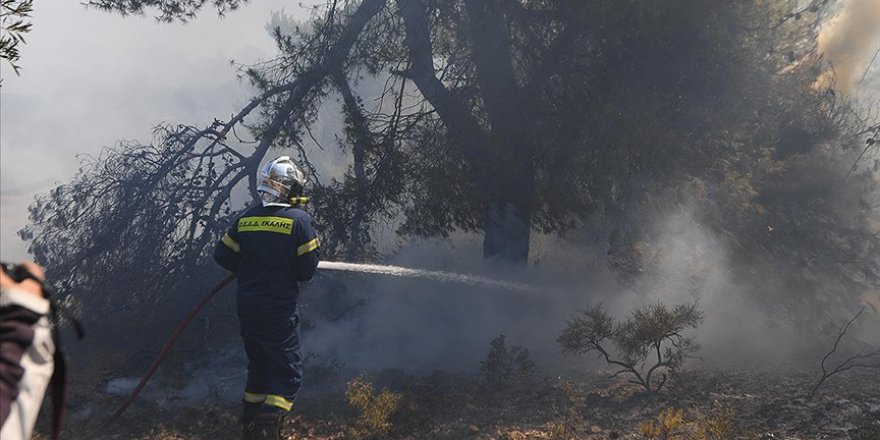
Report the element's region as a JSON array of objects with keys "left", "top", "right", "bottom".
[{"left": 0, "top": 1, "right": 319, "bottom": 260}]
